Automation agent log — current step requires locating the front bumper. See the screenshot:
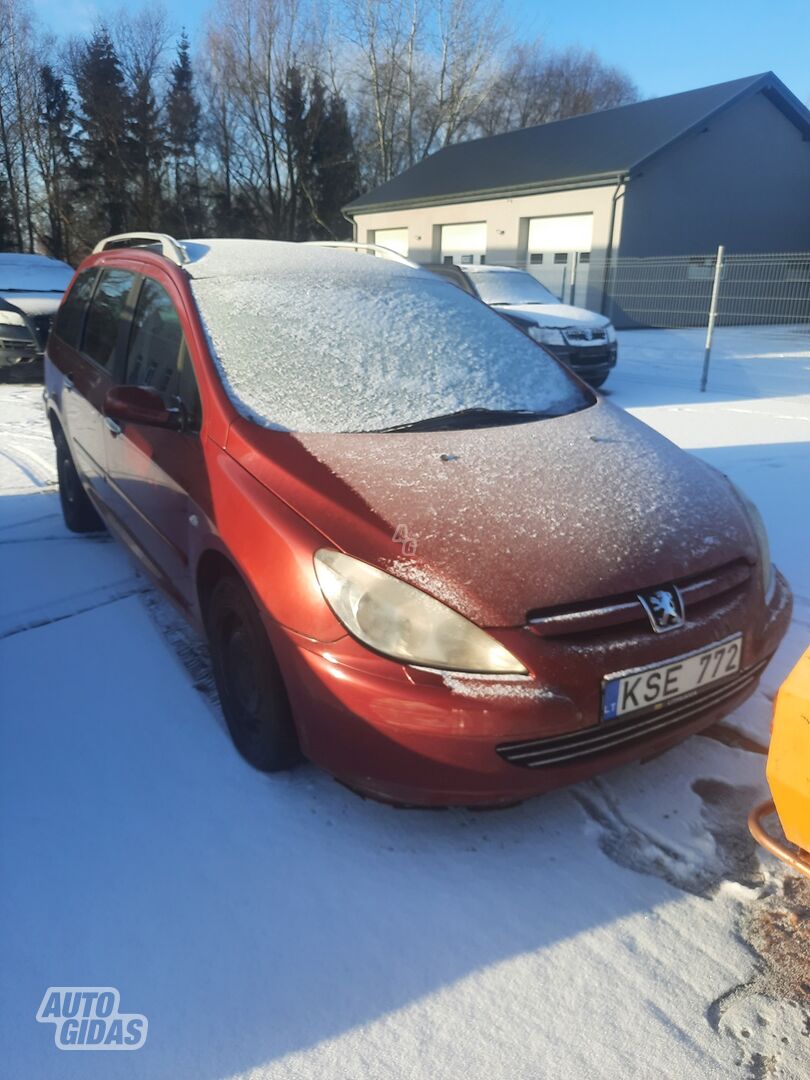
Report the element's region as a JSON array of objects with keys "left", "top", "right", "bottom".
[
  {"left": 0, "top": 325, "right": 39, "bottom": 368},
  {"left": 268, "top": 569, "right": 792, "bottom": 807},
  {"left": 547, "top": 341, "right": 617, "bottom": 382}
]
